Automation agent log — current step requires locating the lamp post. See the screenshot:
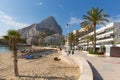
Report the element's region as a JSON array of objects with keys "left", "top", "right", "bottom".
[
  {"left": 64, "top": 23, "right": 71, "bottom": 50},
  {"left": 66, "top": 24, "right": 70, "bottom": 45}
]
